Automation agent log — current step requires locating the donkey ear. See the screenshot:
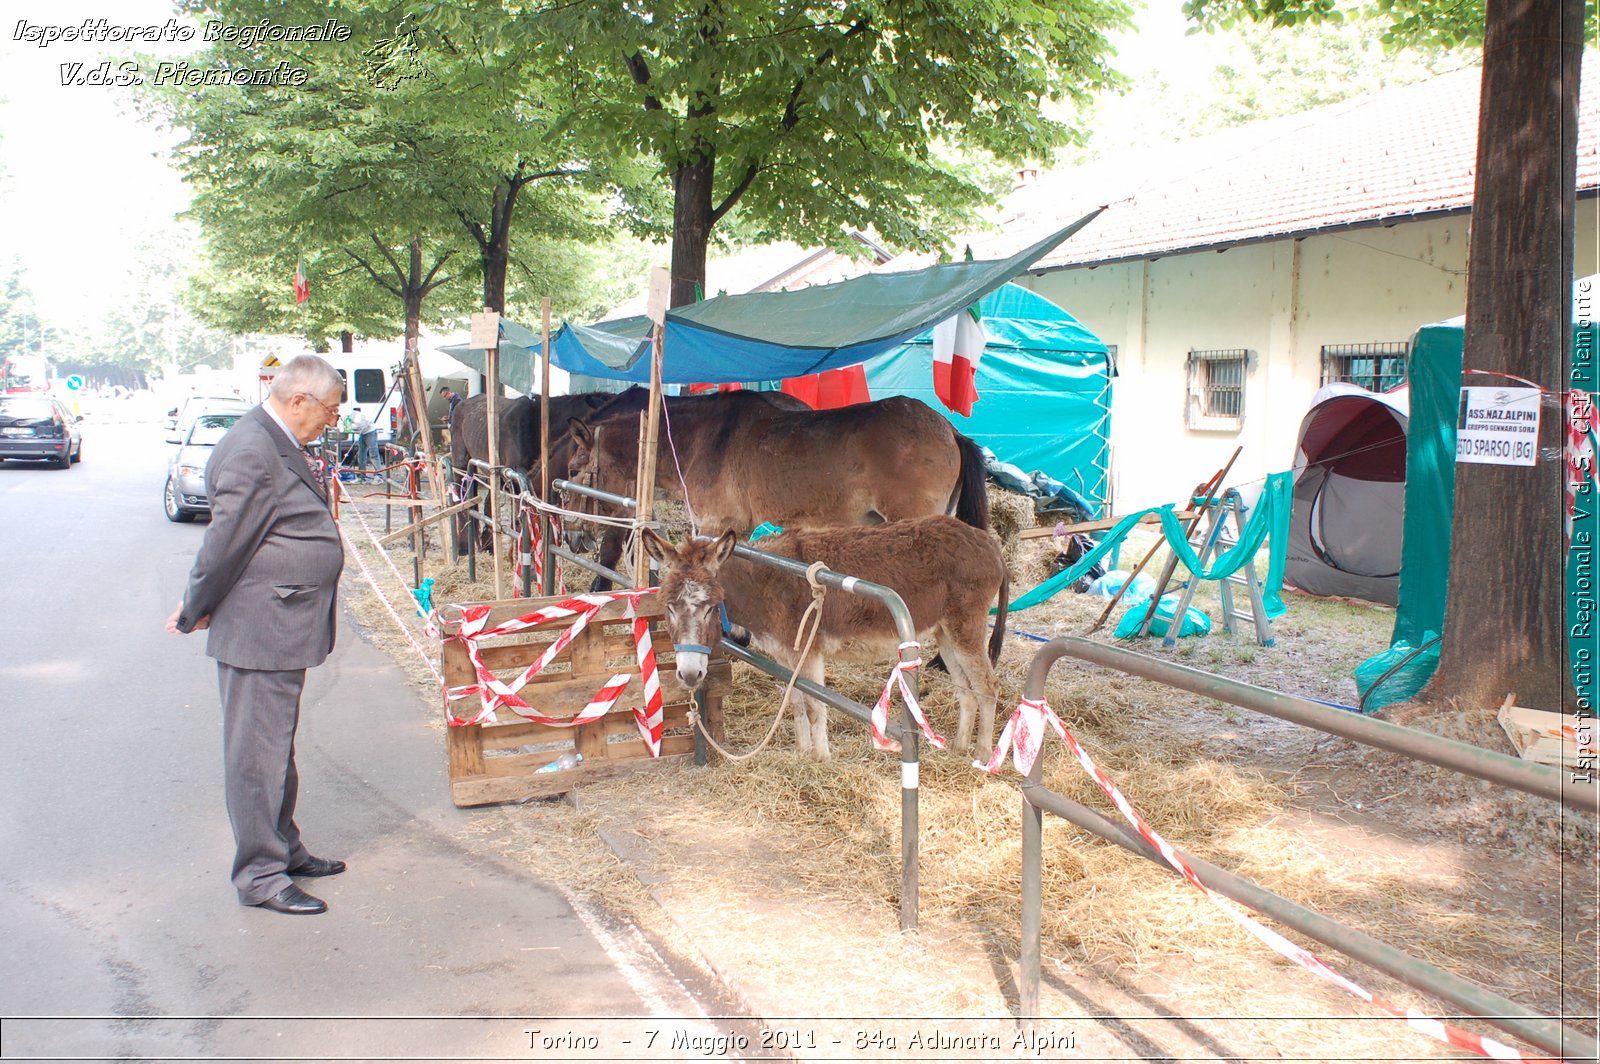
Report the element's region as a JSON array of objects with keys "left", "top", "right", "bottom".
[
  {"left": 711, "top": 530, "right": 738, "bottom": 567},
  {"left": 641, "top": 528, "right": 676, "bottom": 567},
  {"left": 567, "top": 418, "right": 593, "bottom": 449}
]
